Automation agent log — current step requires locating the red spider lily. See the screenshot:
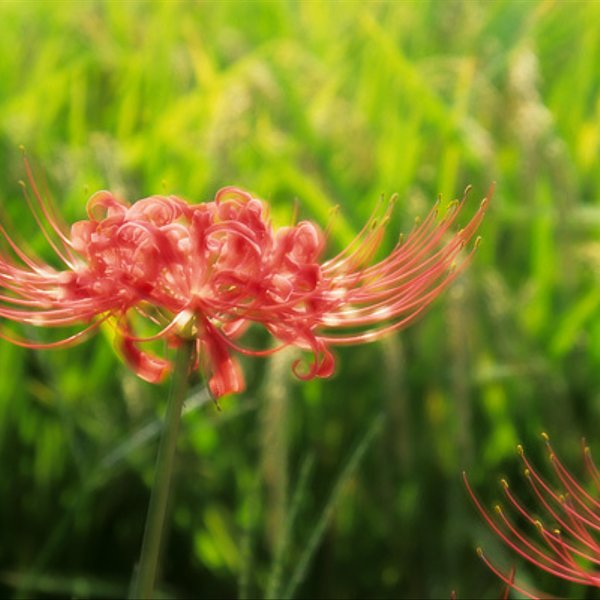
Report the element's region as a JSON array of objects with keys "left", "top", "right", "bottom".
[
  {"left": 464, "top": 434, "right": 600, "bottom": 599},
  {"left": 0, "top": 159, "right": 490, "bottom": 397}
]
